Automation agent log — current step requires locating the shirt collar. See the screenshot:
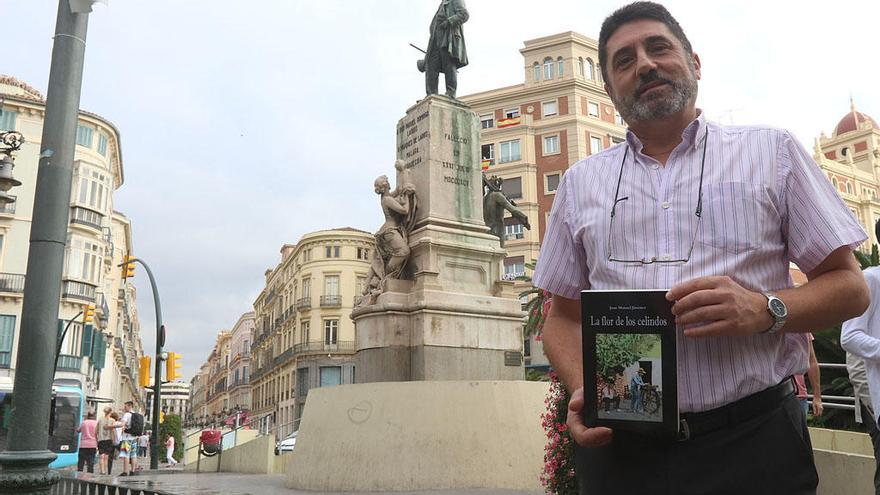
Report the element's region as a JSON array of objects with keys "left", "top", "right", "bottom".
[{"left": 624, "top": 109, "right": 707, "bottom": 154}]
